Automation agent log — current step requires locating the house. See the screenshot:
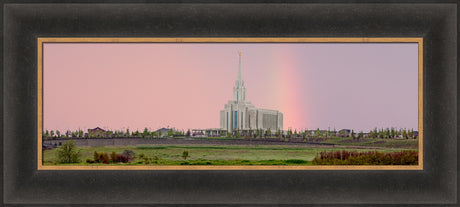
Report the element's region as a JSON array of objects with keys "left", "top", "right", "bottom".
[
  {"left": 155, "top": 128, "right": 170, "bottom": 137},
  {"left": 88, "top": 127, "right": 106, "bottom": 137},
  {"left": 338, "top": 129, "right": 351, "bottom": 137}
]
